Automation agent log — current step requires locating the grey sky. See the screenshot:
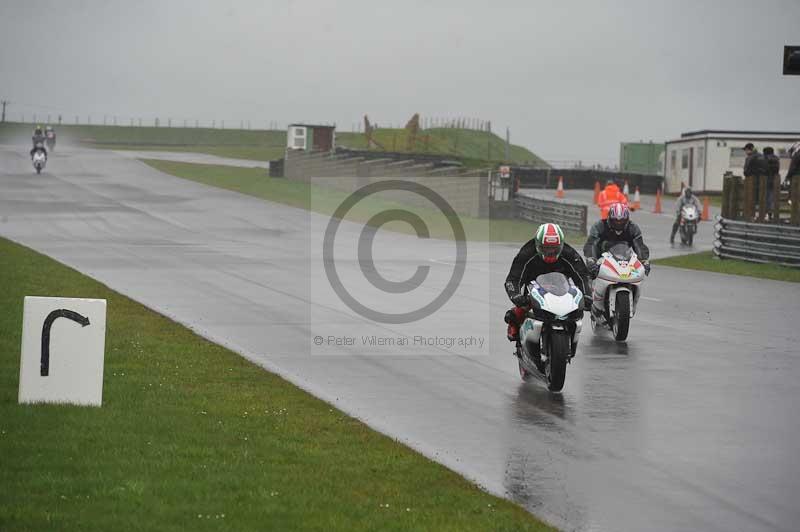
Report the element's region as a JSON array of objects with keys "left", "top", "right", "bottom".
[{"left": 1, "top": 0, "right": 798, "bottom": 164}]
